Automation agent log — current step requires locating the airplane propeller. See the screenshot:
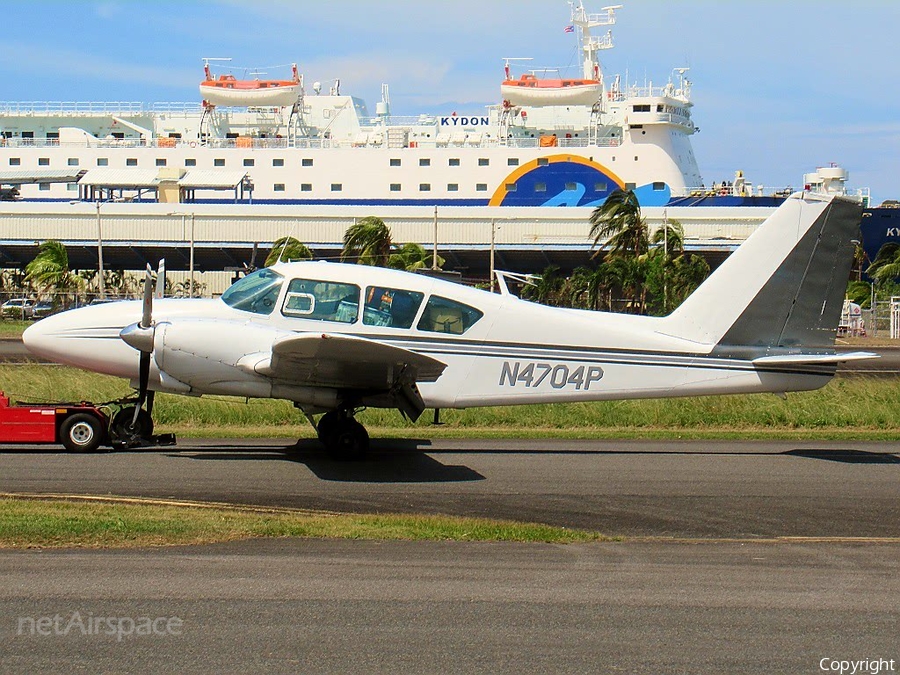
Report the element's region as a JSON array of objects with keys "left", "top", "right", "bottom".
[{"left": 119, "top": 259, "right": 165, "bottom": 428}]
